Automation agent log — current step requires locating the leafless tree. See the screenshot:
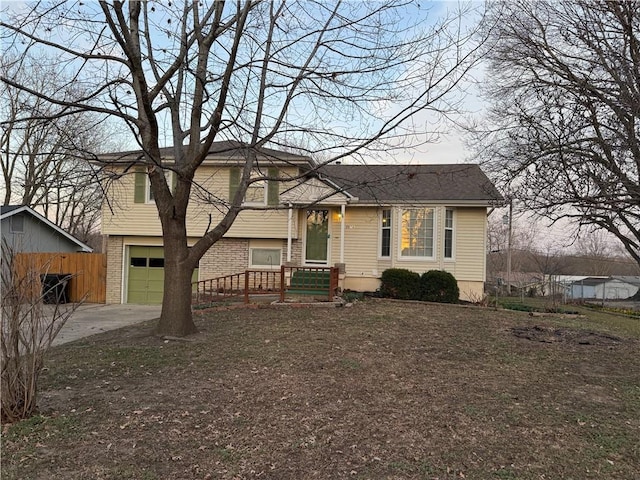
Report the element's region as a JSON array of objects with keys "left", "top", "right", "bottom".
[
  {"left": 474, "top": 0, "right": 640, "bottom": 267},
  {"left": 486, "top": 209, "right": 539, "bottom": 282},
  {"left": 1, "top": 54, "right": 111, "bottom": 243},
  {"left": 2, "top": 1, "right": 487, "bottom": 336},
  {"left": 528, "top": 247, "right": 568, "bottom": 298},
  {"left": 1, "top": 241, "right": 81, "bottom": 422}
]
